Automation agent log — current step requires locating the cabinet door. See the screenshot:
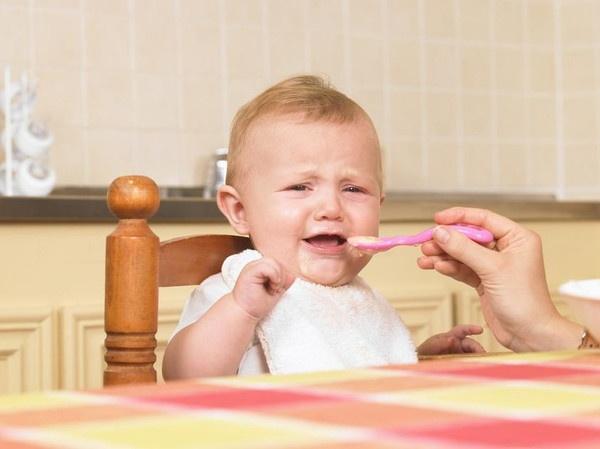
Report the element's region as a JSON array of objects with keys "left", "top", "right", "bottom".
[
  {"left": 455, "top": 292, "right": 580, "bottom": 353},
  {"left": 60, "top": 299, "right": 184, "bottom": 390},
  {"left": 0, "top": 306, "right": 55, "bottom": 394},
  {"left": 385, "top": 291, "right": 454, "bottom": 346}
]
